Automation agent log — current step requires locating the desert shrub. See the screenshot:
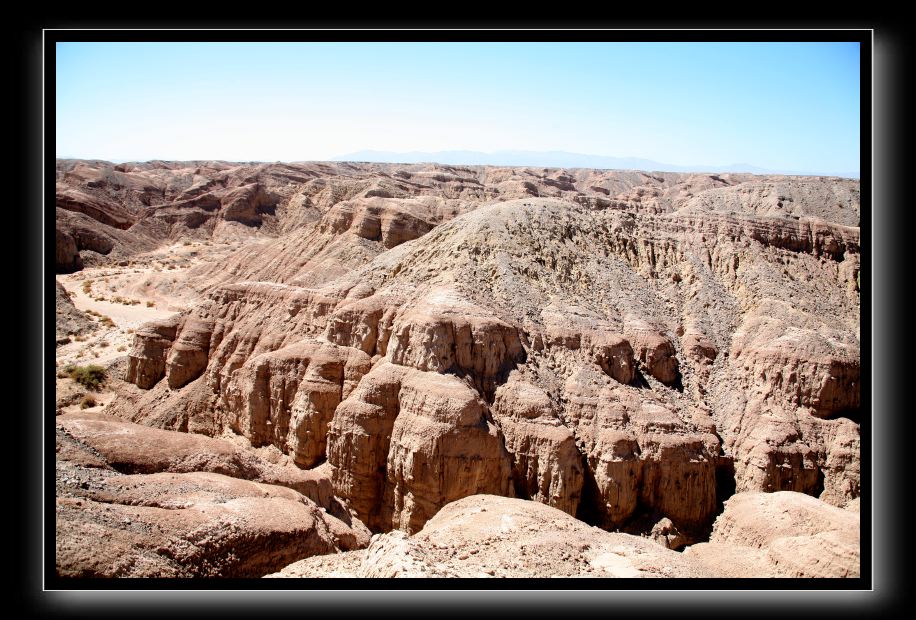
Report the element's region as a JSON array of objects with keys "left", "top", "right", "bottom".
[
  {"left": 82, "top": 280, "right": 93, "bottom": 294},
  {"left": 79, "top": 395, "right": 97, "bottom": 409},
  {"left": 65, "top": 364, "right": 106, "bottom": 391},
  {"left": 146, "top": 301, "right": 155, "bottom": 308},
  {"left": 117, "top": 345, "right": 126, "bottom": 352}
]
